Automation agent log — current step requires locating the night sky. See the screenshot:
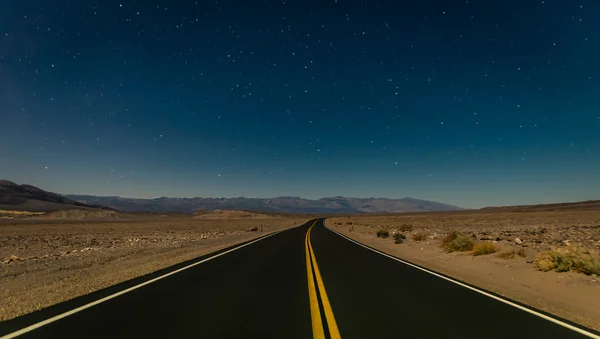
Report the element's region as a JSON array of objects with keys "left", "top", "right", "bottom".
[{"left": 1, "top": 0, "right": 599, "bottom": 208}]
